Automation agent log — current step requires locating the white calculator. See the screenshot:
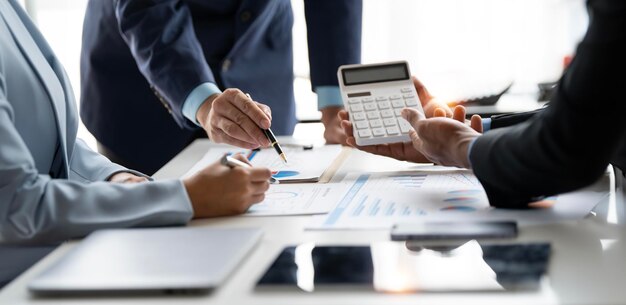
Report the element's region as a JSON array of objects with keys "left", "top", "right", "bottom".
[{"left": 338, "top": 61, "right": 423, "bottom": 146}]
